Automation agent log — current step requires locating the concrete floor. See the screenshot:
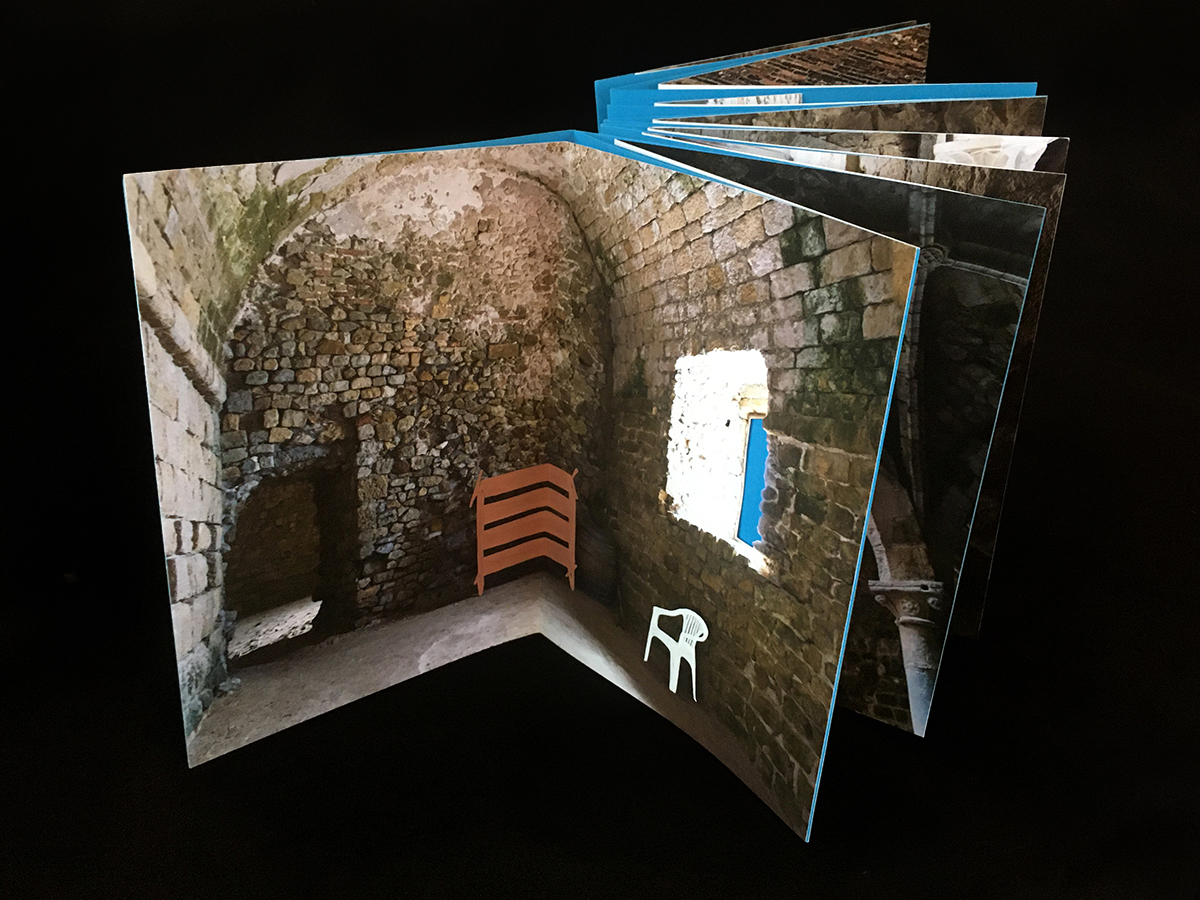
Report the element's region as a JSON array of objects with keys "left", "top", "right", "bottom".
[{"left": 188, "top": 571, "right": 786, "bottom": 827}]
